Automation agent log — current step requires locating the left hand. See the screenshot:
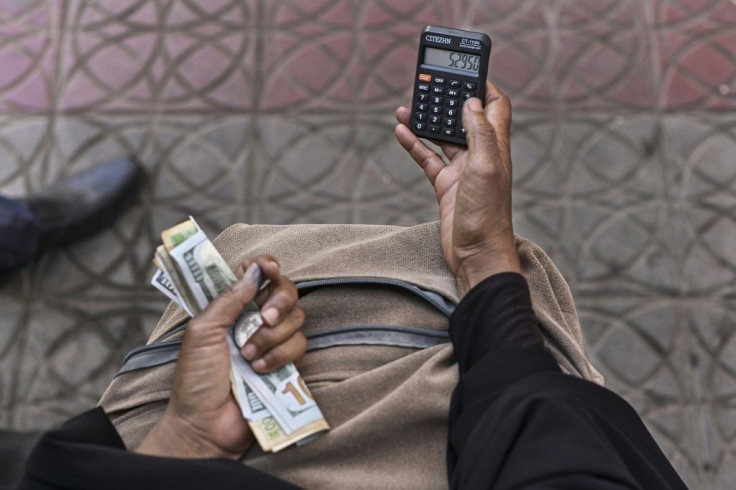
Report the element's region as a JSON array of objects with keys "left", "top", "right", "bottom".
[{"left": 135, "top": 255, "right": 306, "bottom": 459}]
